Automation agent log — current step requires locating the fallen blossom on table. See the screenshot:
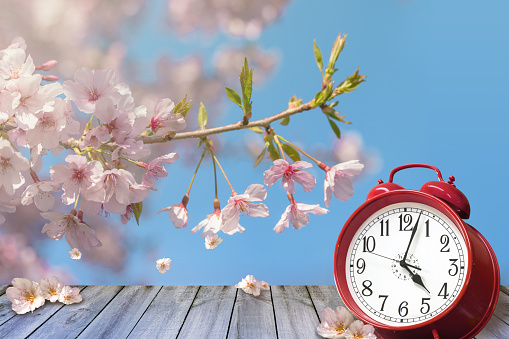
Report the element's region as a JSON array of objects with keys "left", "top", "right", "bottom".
[
  {"left": 260, "top": 281, "right": 269, "bottom": 290},
  {"left": 58, "top": 285, "right": 83, "bottom": 305},
  {"left": 6, "top": 278, "right": 45, "bottom": 314},
  {"left": 235, "top": 274, "right": 263, "bottom": 296},
  {"left": 317, "top": 306, "right": 377, "bottom": 339},
  {"left": 40, "top": 276, "right": 64, "bottom": 302},
  {"left": 156, "top": 257, "right": 172, "bottom": 273}
]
